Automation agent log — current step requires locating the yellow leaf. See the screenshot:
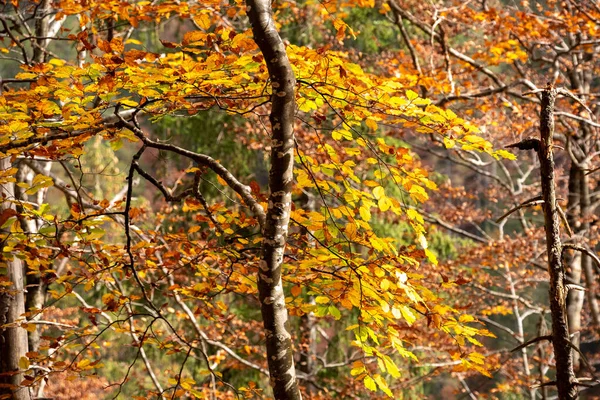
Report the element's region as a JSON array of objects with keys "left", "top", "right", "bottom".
[
  {"left": 350, "top": 361, "right": 365, "bottom": 376},
  {"left": 474, "top": 364, "right": 493, "bottom": 378},
  {"left": 374, "top": 374, "right": 393, "bottom": 397},
  {"left": 407, "top": 209, "right": 424, "bottom": 225},
  {"left": 383, "top": 357, "right": 401, "bottom": 378},
  {"left": 332, "top": 129, "right": 352, "bottom": 141},
  {"left": 409, "top": 185, "right": 428, "bottom": 202},
  {"left": 459, "top": 314, "right": 476, "bottom": 323},
  {"left": 443, "top": 137, "right": 455, "bottom": 149},
  {"left": 308, "top": 211, "right": 326, "bottom": 222},
  {"left": 344, "top": 222, "right": 357, "bottom": 240},
  {"left": 468, "top": 351, "right": 486, "bottom": 365},
  {"left": 359, "top": 206, "right": 371, "bottom": 221},
  {"left": 406, "top": 89, "right": 419, "bottom": 101},
  {"left": 369, "top": 236, "right": 384, "bottom": 252},
  {"left": 19, "top": 356, "right": 29, "bottom": 370},
  {"left": 425, "top": 249, "right": 438, "bottom": 265},
  {"left": 380, "top": 279, "right": 390, "bottom": 291},
  {"left": 298, "top": 98, "right": 317, "bottom": 113},
  {"left": 494, "top": 149, "right": 517, "bottom": 160},
  {"left": 399, "top": 305, "right": 416, "bottom": 325},
  {"left": 378, "top": 197, "right": 392, "bottom": 212},
  {"left": 445, "top": 108, "right": 457, "bottom": 120},
  {"left": 195, "top": 13, "right": 211, "bottom": 30},
  {"left": 365, "top": 118, "right": 378, "bottom": 131},
  {"left": 315, "top": 296, "right": 329, "bottom": 304},
  {"left": 25, "top": 174, "right": 54, "bottom": 195},
  {"left": 364, "top": 375, "right": 377, "bottom": 392},
  {"left": 85, "top": 227, "right": 105, "bottom": 241},
  {"left": 372, "top": 186, "right": 385, "bottom": 200}
]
